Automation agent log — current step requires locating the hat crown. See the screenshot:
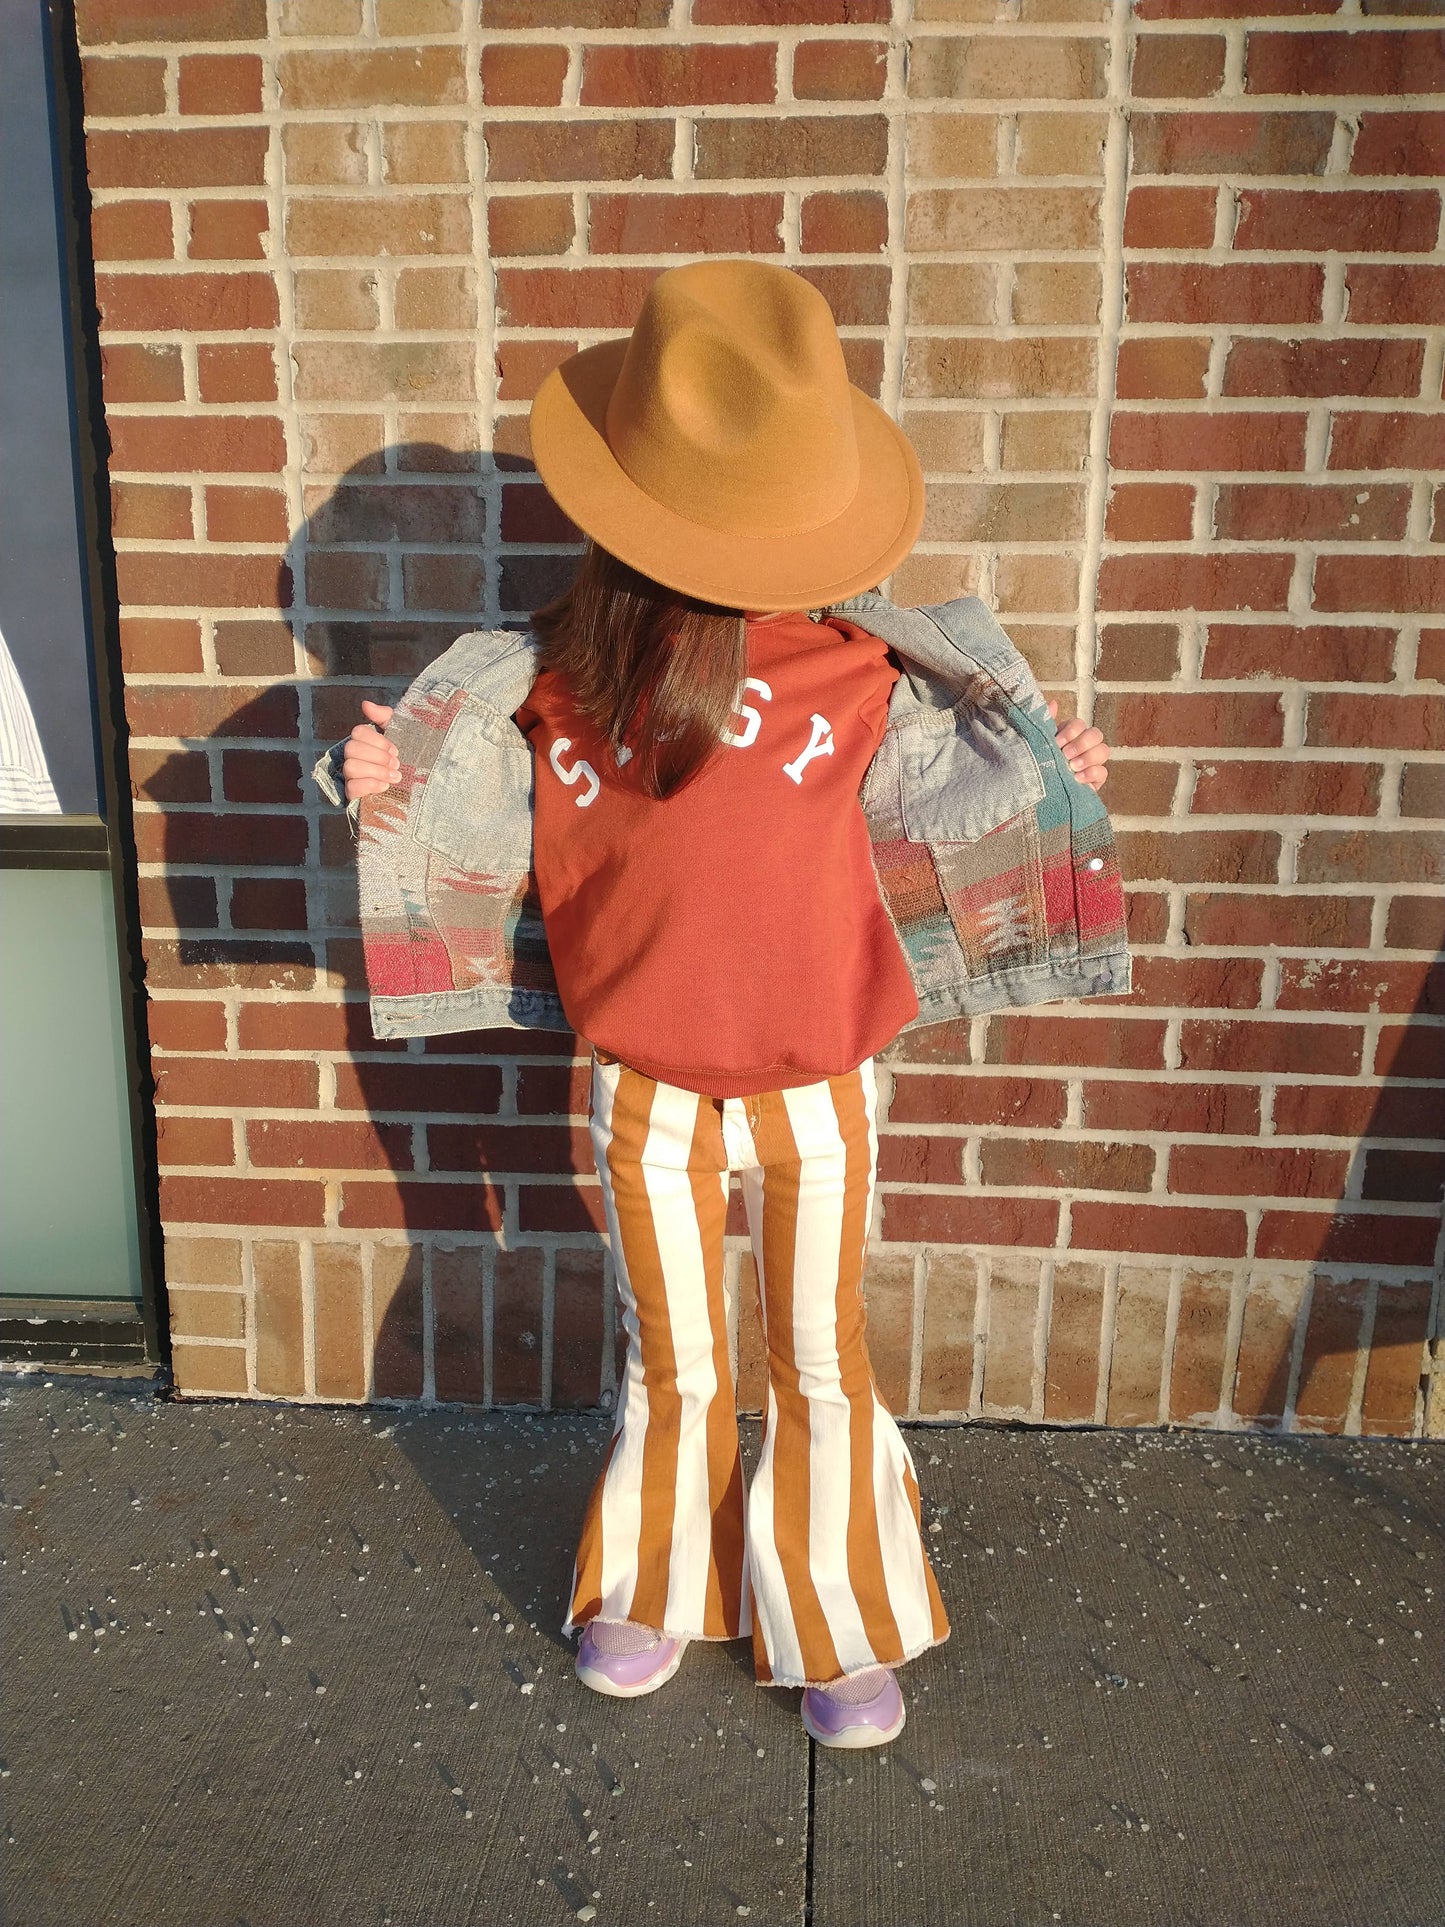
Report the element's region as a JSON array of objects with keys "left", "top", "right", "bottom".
[{"left": 603, "top": 260, "right": 860, "bottom": 540}]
